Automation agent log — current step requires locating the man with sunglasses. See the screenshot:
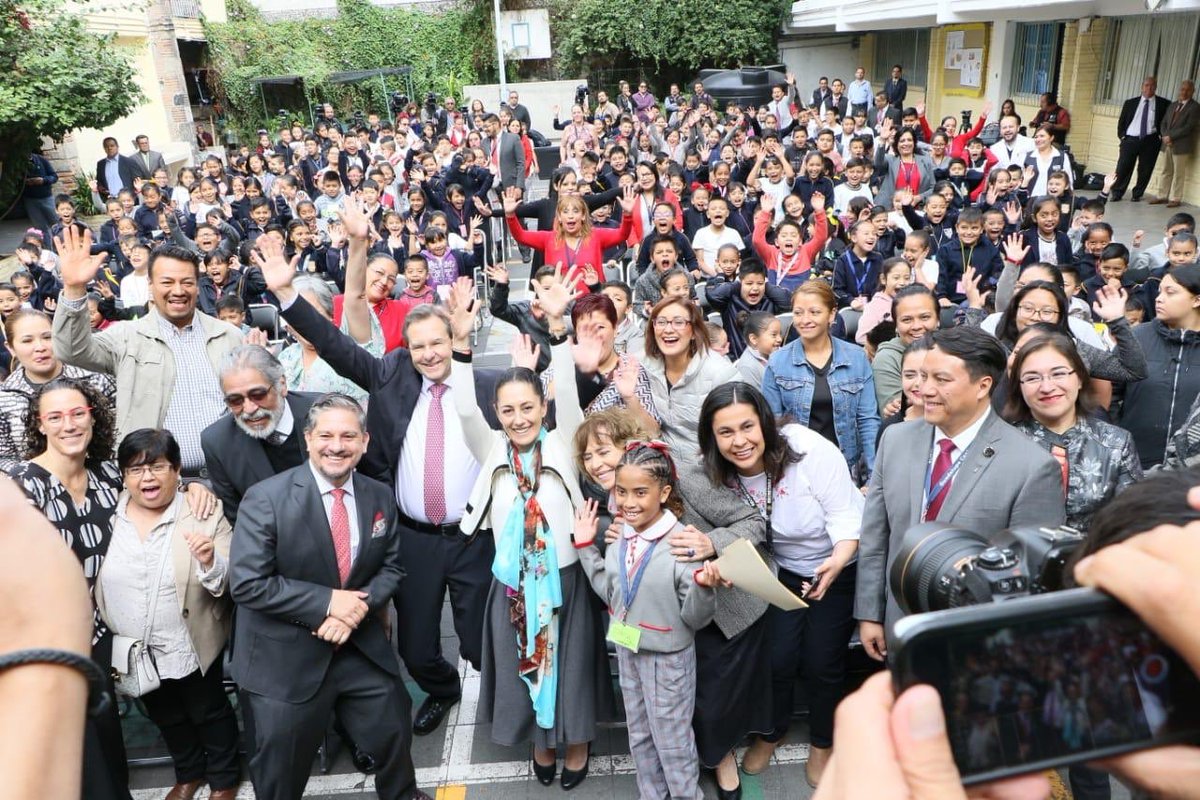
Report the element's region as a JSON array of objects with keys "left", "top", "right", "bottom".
[{"left": 52, "top": 228, "right": 243, "bottom": 479}]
